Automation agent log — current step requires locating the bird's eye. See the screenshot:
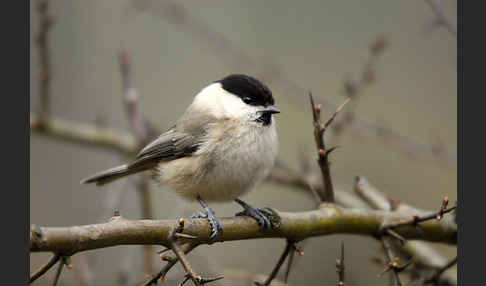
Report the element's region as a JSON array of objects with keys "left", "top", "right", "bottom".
[{"left": 242, "top": 96, "right": 253, "bottom": 104}]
